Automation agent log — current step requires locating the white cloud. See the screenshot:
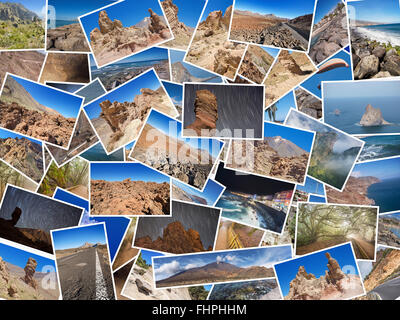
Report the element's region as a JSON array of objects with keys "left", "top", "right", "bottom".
[{"left": 154, "top": 260, "right": 181, "bottom": 279}]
